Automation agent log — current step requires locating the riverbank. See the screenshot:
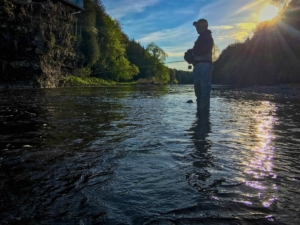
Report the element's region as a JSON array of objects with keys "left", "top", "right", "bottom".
[
  {"left": 0, "top": 77, "right": 138, "bottom": 88},
  {"left": 0, "top": 76, "right": 173, "bottom": 88},
  {"left": 62, "top": 76, "right": 138, "bottom": 86},
  {"left": 62, "top": 76, "right": 171, "bottom": 86}
]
